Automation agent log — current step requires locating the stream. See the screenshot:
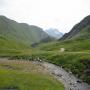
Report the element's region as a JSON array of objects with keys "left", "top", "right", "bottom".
[{"left": 32, "top": 61, "right": 90, "bottom": 90}]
